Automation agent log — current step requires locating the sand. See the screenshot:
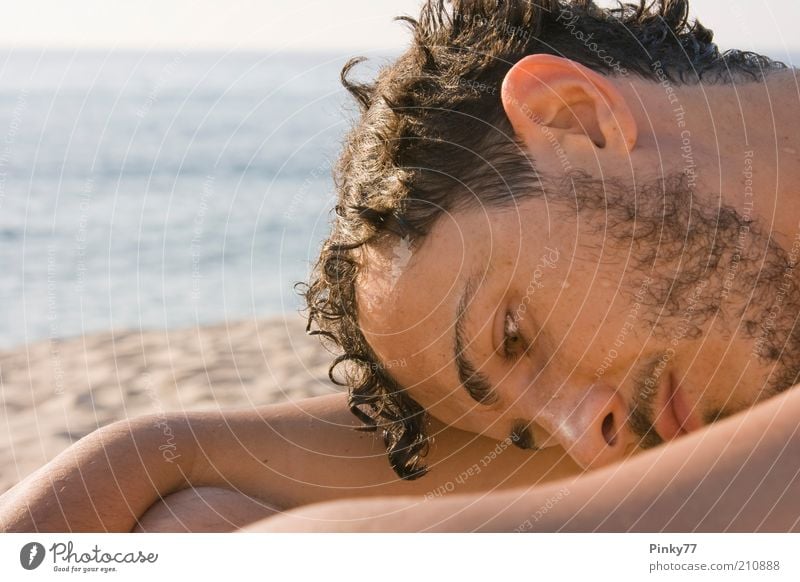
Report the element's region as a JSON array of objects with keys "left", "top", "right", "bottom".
[{"left": 0, "top": 315, "right": 341, "bottom": 494}]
